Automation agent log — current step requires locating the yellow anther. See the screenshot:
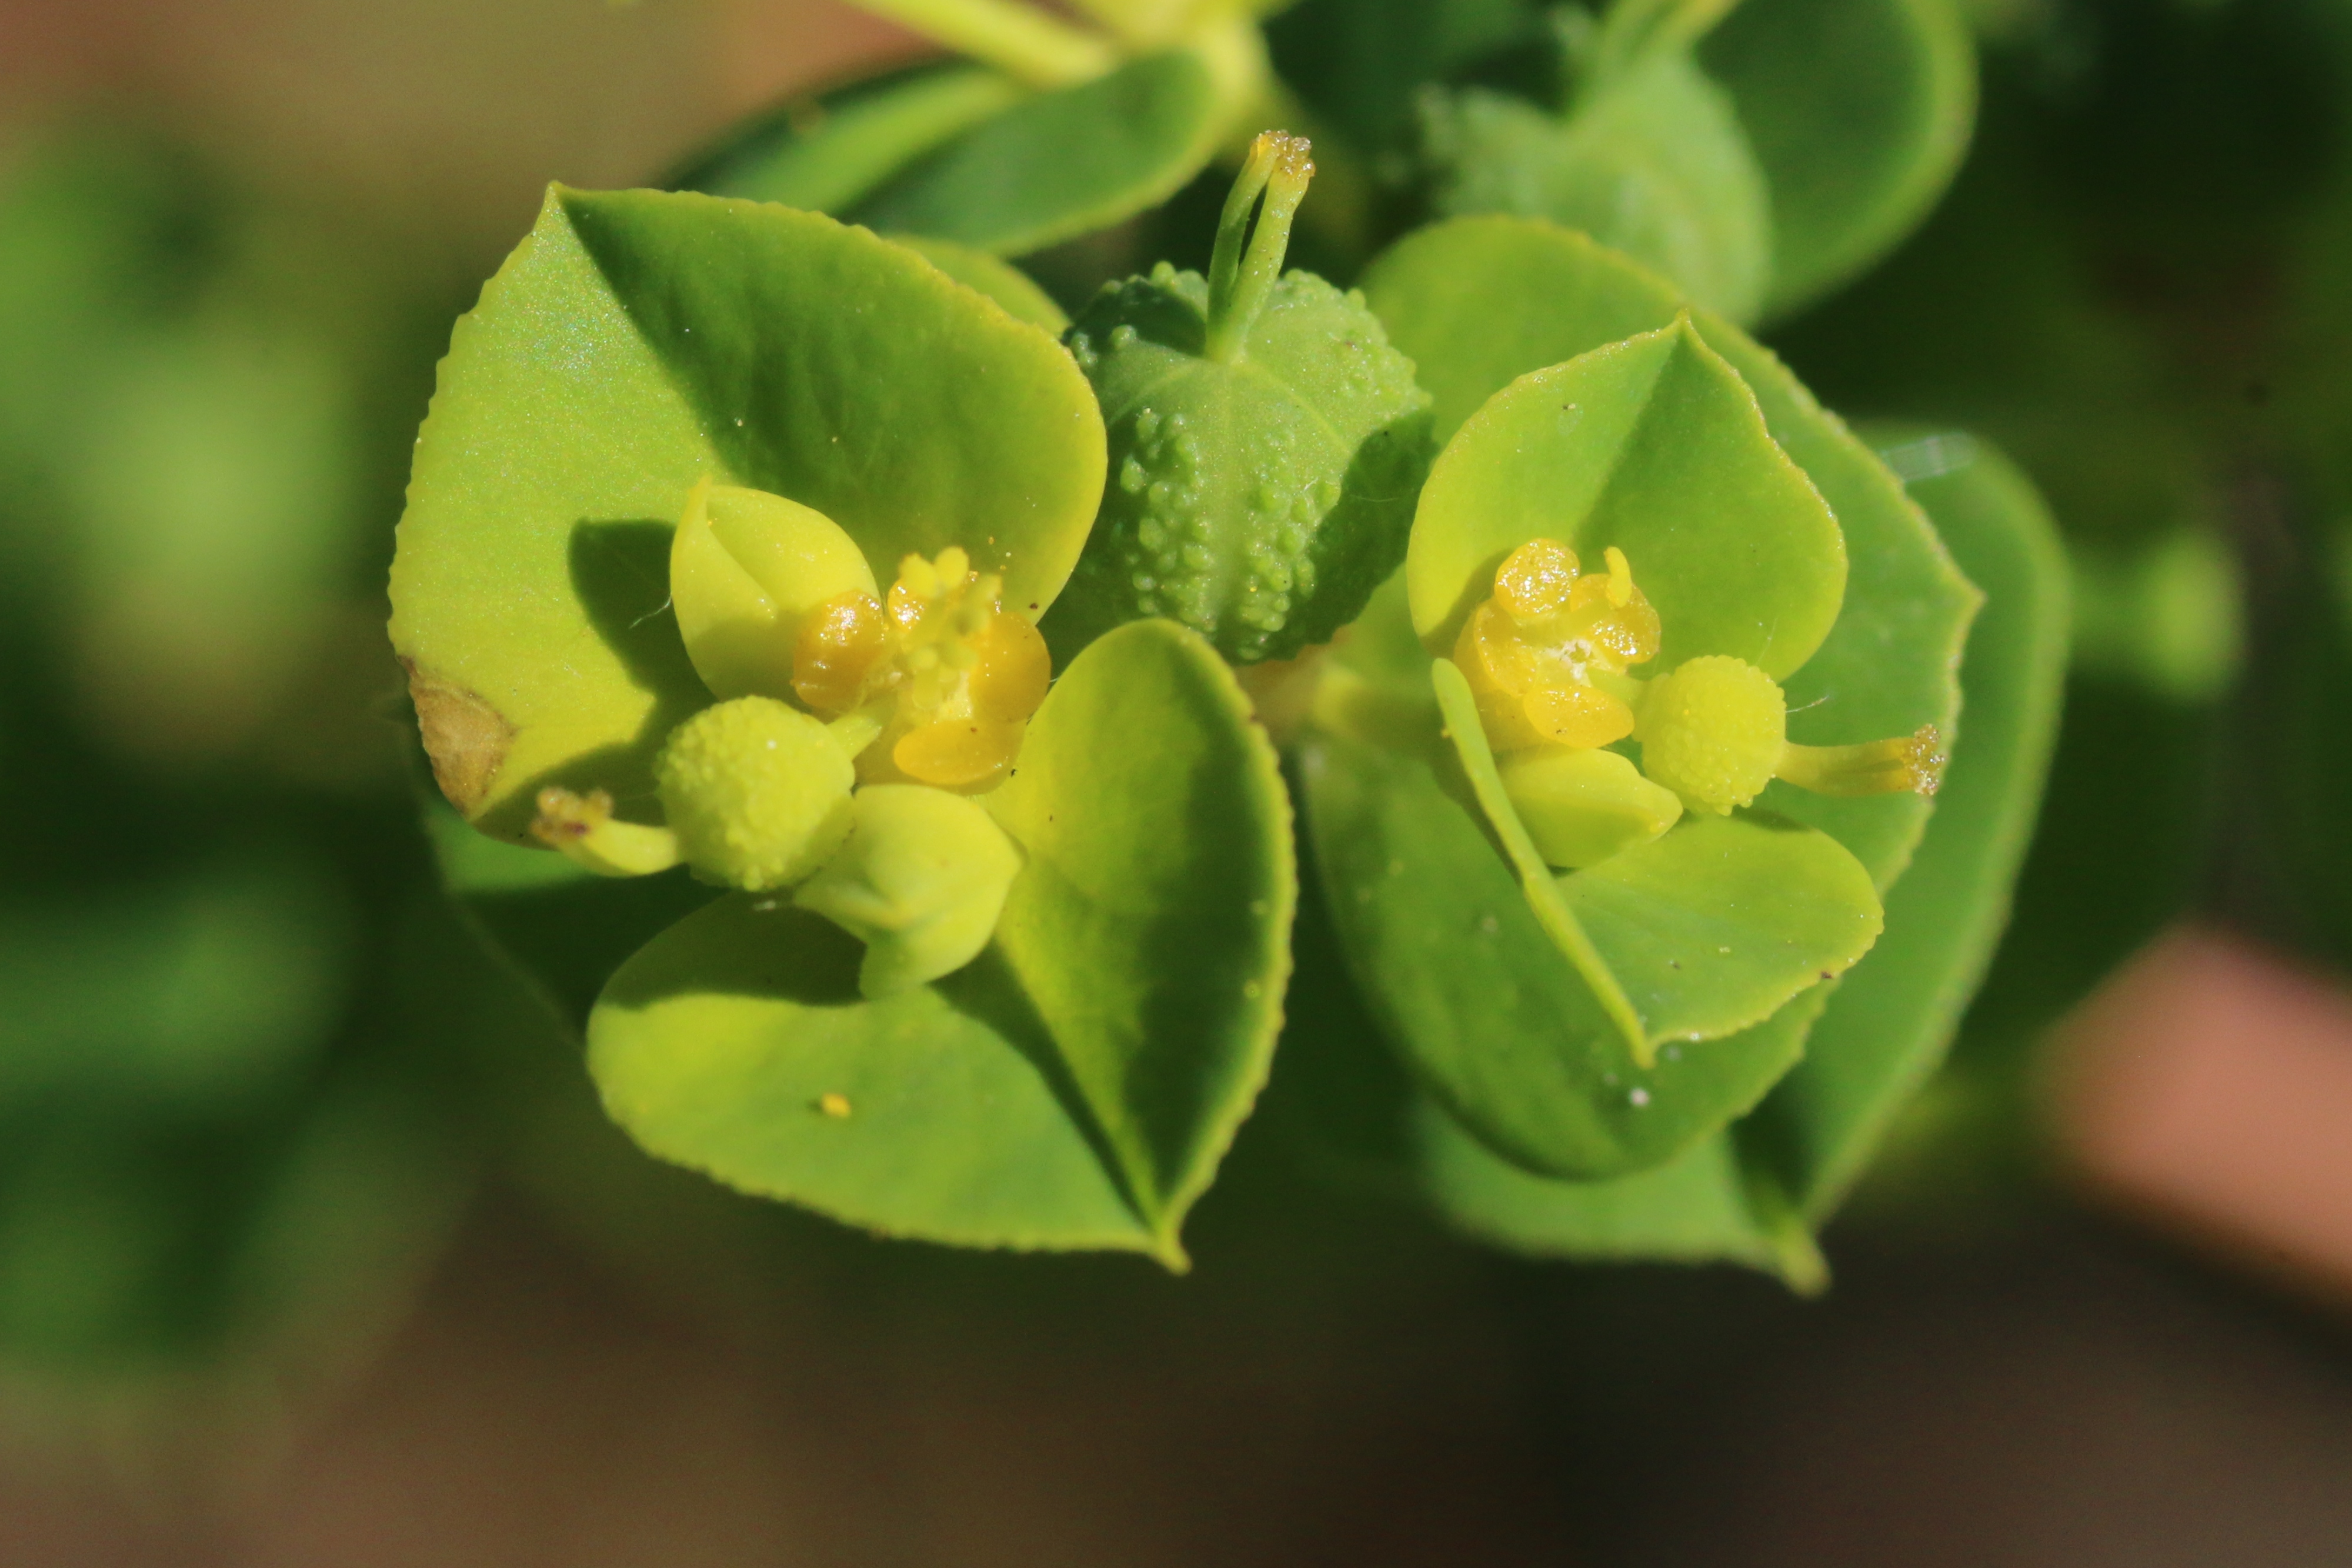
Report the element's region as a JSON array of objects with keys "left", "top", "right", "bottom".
[
  {"left": 793, "top": 590, "right": 889, "bottom": 716},
  {"left": 894, "top": 552, "right": 942, "bottom": 606},
  {"left": 1494, "top": 538, "right": 1580, "bottom": 625}
]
